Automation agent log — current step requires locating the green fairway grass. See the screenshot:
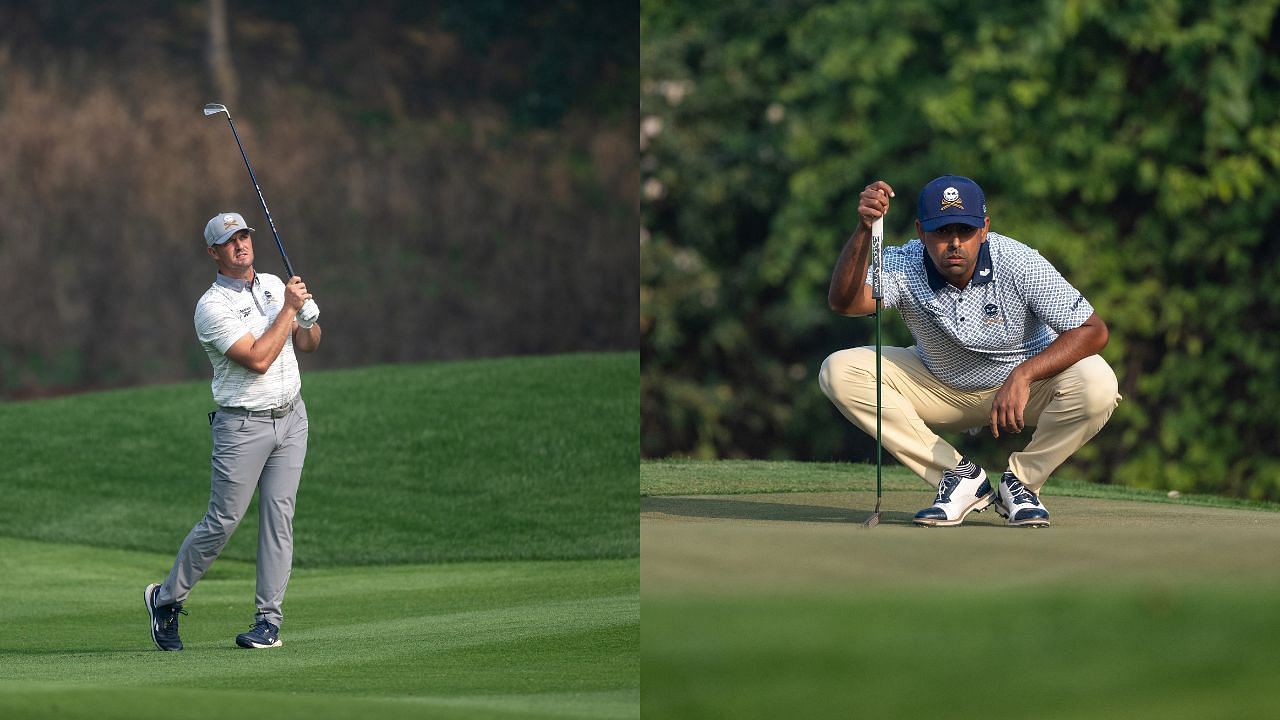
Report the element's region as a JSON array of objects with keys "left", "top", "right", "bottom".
[
  {"left": 0, "top": 538, "right": 637, "bottom": 720},
  {"left": 0, "top": 353, "right": 638, "bottom": 719},
  {"left": 0, "top": 352, "right": 638, "bottom": 564},
  {"left": 641, "top": 460, "right": 1280, "bottom": 719}
]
